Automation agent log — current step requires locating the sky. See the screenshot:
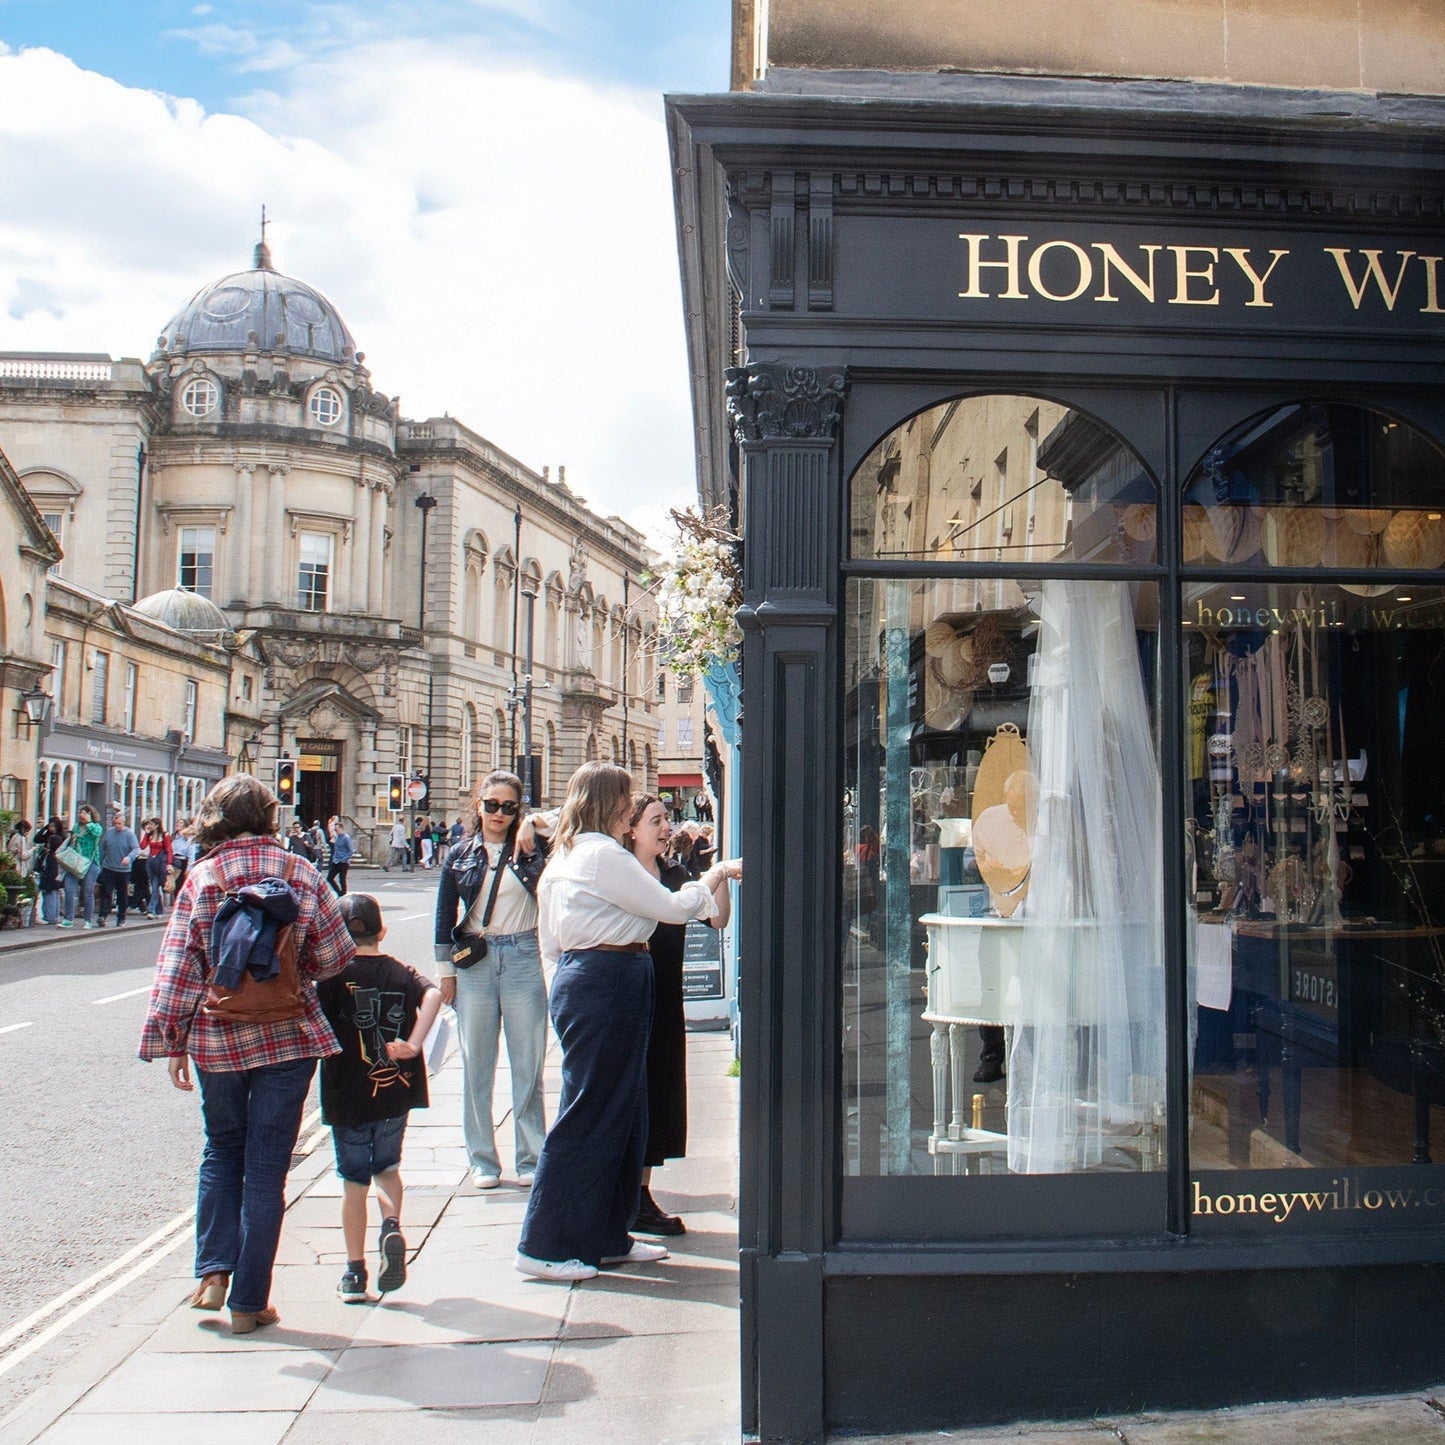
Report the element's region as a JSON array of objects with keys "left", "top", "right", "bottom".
[{"left": 0, "top": 0, "right": 731, "bottom": 542}]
